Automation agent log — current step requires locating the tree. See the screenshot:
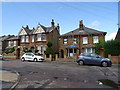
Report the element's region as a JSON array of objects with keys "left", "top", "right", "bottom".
[
  {"left": 95, "top": 40, "right": 105, "bottom": 55},
  {"left": 95, "top": 40, "right": 120, "bottom": 57},
  {"left": 47, "top": 42, "right": 53, "bottom": 48},
  {"left": 45, "top": 42, "right": 54, "bottom": 55},
  {"left": 104, "top": 40, "right": 120, "bottom": 57}
]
